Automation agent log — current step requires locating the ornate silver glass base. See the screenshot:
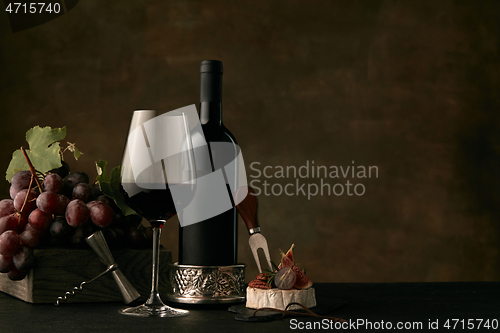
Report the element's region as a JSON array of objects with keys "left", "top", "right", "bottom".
[{"left": 166, "top": 263, "right": 246, "bottom": 304}]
